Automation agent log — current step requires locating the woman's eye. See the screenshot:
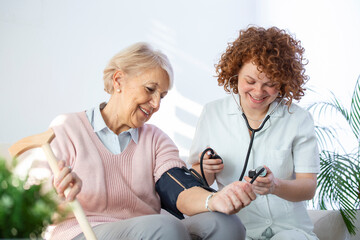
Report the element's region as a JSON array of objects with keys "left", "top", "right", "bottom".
[
  {"left": 266, "top": 83, "right": 276, "bottom": 87},
  {"left": 146, "top": 87, "right": 155, "bottom": 92},
  {"left": 246, "top": 81, "right": 255, "bottom": 85}
]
